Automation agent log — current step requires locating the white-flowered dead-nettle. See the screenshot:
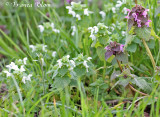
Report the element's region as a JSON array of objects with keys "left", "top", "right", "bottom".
[
  {"left": 66, "top": 2, "right": 92, "bottom": 20},
  {"left": 38, "top": 22, "right": 60, "bottom": 33},
  {"left": 3, "top": 58, "right": 32, "bottom": 84}
]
